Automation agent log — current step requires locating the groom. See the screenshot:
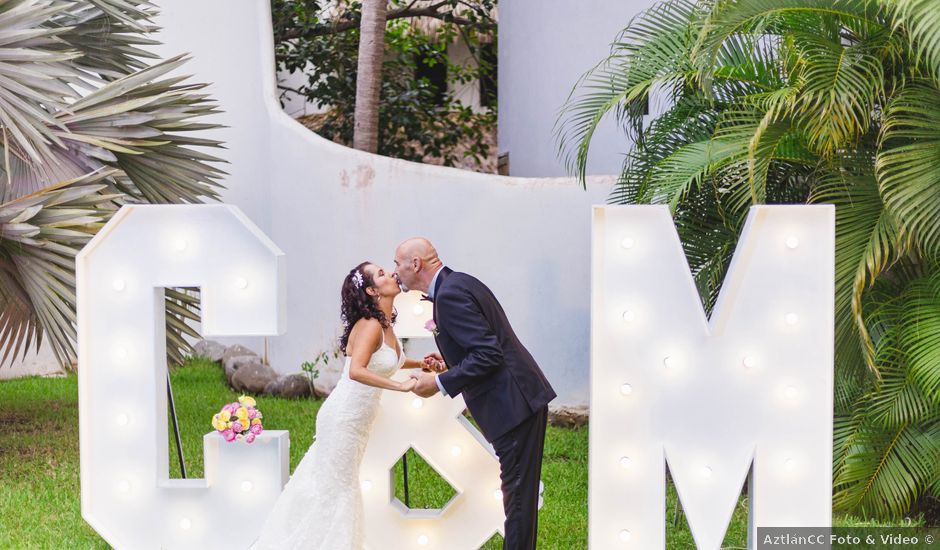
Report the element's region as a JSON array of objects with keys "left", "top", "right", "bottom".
[{"left": 393, "top": 237, "right": 556, "bottom": 550}]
